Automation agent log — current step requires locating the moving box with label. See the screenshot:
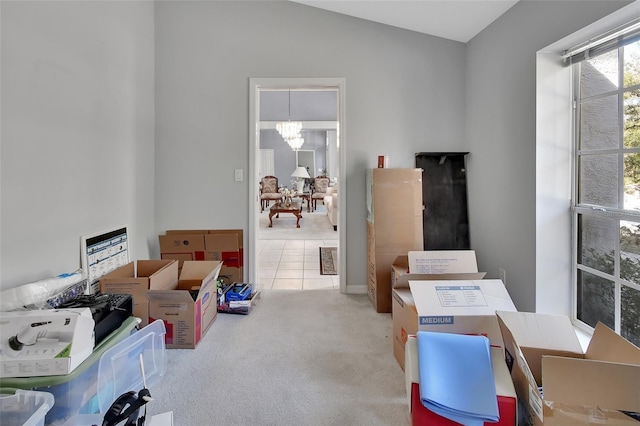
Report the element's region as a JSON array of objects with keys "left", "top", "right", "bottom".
[
  {"left": 408, "top": 279, "right": 517, "bottom": 348},
  {"left": 149, "top": 261, "right": 222, "bottom": 349},
  {"left": 391, "top": 251, "right": 488, "bottom": 369}
]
